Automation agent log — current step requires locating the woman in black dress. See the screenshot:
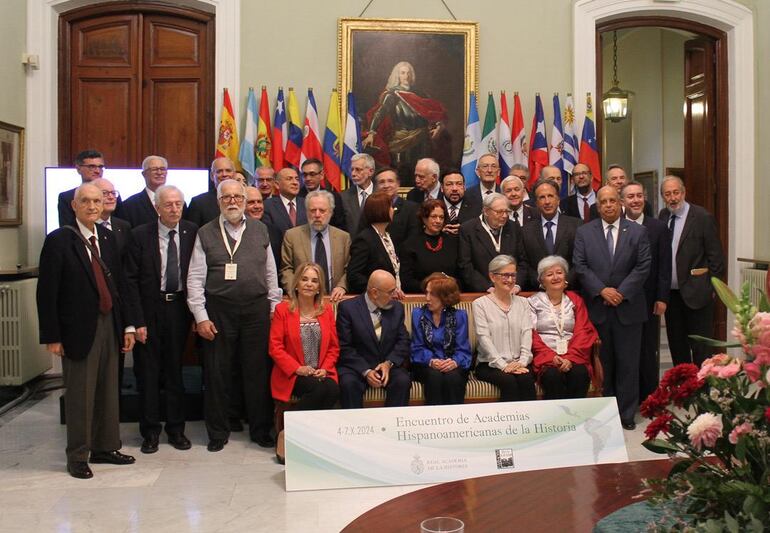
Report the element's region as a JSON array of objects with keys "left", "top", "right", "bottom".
[{"left": 400, "top": 199, "right": 460, "bottom": 293}]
